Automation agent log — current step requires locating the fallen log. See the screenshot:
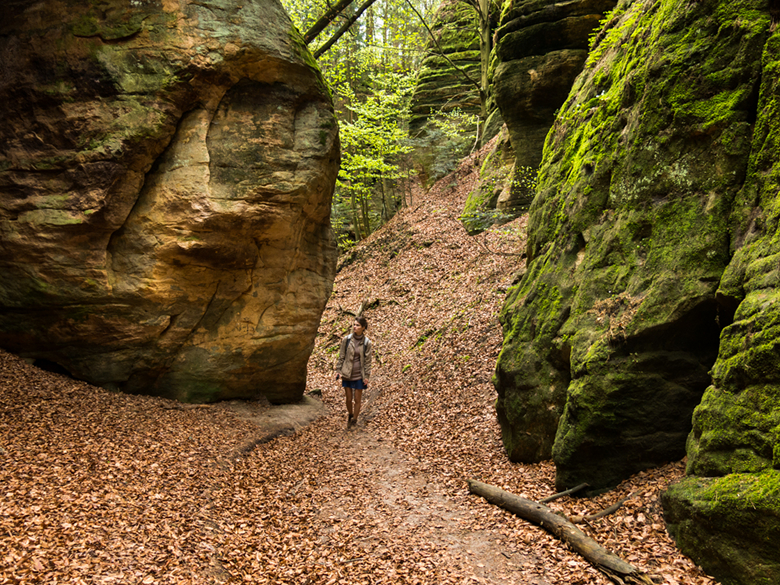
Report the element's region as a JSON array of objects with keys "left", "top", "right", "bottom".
[{"left": 466, "top": 480, "right": 655, "bottom": 585}]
